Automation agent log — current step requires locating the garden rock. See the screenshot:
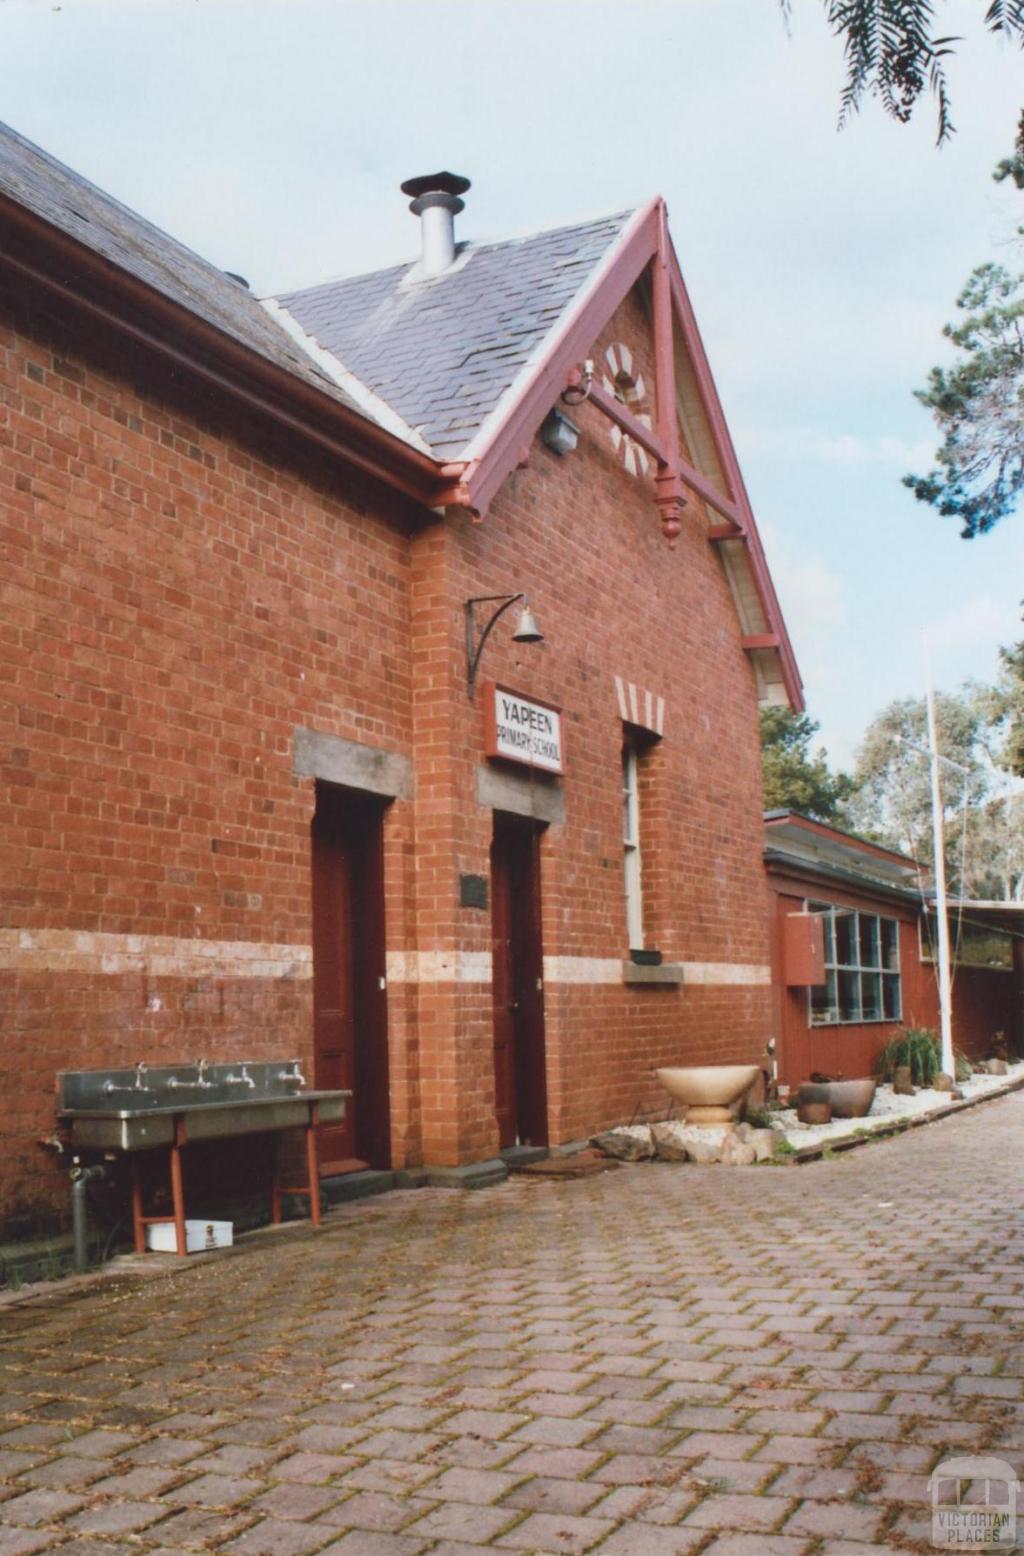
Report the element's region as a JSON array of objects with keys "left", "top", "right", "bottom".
[
  {"left": 651, "top": 1124, "right": 690, "bottom": 1162},
  {"left": 591, "top": 1130, "right": 652, "bottom": 1162},
  {"left": 745, "top": 1128, "right": 779, "bottom": 1162},
  {"left": 720, "top": 1135, "right": 757, "bottom": 1167},
  {"left": 987, "top": 1058, "right": 1008, "bottom": 1076},
  {"left": 933, "top": 1072, "right": 954, "bottom": 1091},
  {"left": 685, "top": 1136, "right": 727, "bottom": 1165},
  {"left": 893, "top": 1066, "right": 916, "bottom": 1095}
]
